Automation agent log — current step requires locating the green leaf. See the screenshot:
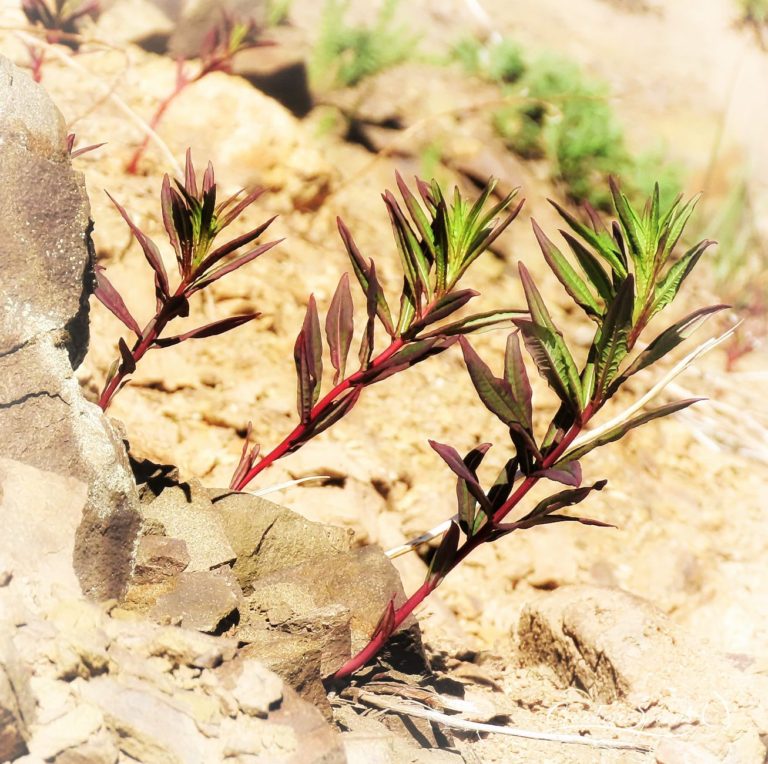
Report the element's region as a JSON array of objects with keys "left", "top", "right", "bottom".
[
  {"left": 459, "top": 337, "right": 532, "bottom": 431},
  {"left": 337, "top": 217, "right": 395, "bottom": 335},
  {"left": 659, "top": 194, "right": 700, "bottom": 265},
  {"left": 593, "top": 275, "right": 634, "bottom": 399},
  {"left": 649, "top": 240, "right": 713, "bottom": 320},
  {"left": 561, "top": 231, "right": 614, "bottom": 303},
  {"left": 550, "top": 199, "right": 627, "bottom": 278},
  {"left": 384, "top": 191, "right": 432, "bottom": 301},
  {"left": 396, "top": 280, "right": 417, "bottom": 336},
  {"left": 559, "top": 398, "right": 704, "bottom": 464},
  {"left": 358, "top": 261, "right": 380, "bottom": 368},
  {"left": 612, "top": 304, "right": 728, "bottom": 393},
  {"left": 609, "top": 178, "right": 647, "bottom": 282},
  {"left": 419, "top": 309, "right": 524, "bottom": 338},
  {"left": 516, "top": 263, "right": 582, "bottom": 410},
  {"left": 532, "top": 219, "right": 601, "bottom": 319},
  {"left": 504, "top": 332, "right": 533, "bottom": 432}
]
